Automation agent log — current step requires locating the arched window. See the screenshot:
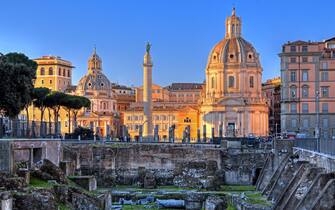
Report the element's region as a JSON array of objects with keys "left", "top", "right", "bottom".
[
  {"left": 58, "top": 68, "right": 61, "bottom": 76},
  {"left": 67, "top": 69, "right": 70, "bottom": 77},
  {"left": 40, "top": 67, "right": 45, "bottom": 75},
  {"left": 48, "top": 67, "right": 53, "bottom": 75},
  {"left": 63, "top": 69, "right": 66, "bottom": 77},
  {"left": 249, "top": 76, "right": 254, "bottom": 88},
  {"left": 302, "top": 85, "right": 309, "bottom": 98},
  {"left": 290, "top": 85, "right": 297, "bottom": 98},
  {"left": 228, "top": 76, "right": 234, "bottom": 88}
]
